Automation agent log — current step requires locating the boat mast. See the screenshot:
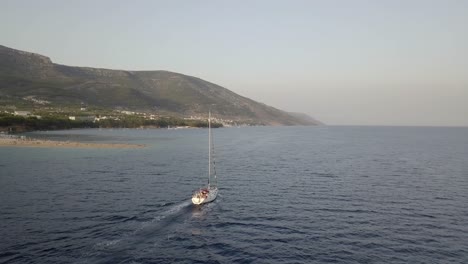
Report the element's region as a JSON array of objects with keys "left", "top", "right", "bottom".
[{"left": 208, "top": 109, "right": 211, "bottom": 187}]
